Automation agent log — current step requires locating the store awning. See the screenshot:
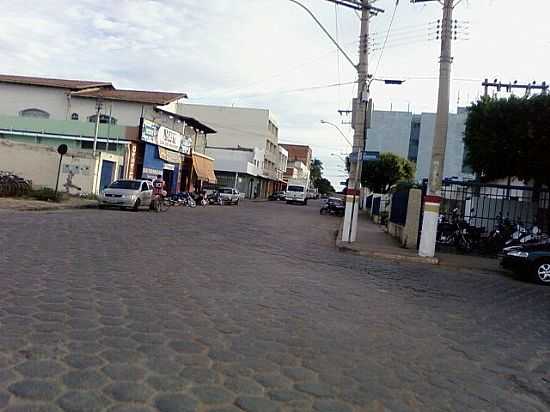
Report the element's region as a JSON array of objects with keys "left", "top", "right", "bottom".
[{"left": 192, "top": 154, "right": 217, "bottom": 183}]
